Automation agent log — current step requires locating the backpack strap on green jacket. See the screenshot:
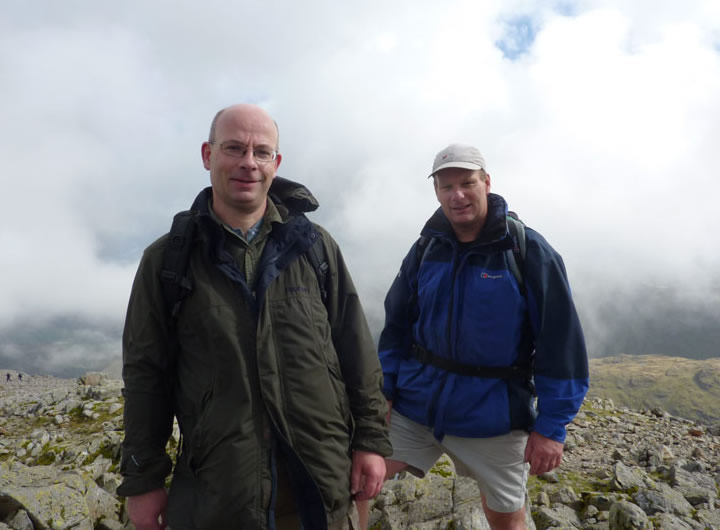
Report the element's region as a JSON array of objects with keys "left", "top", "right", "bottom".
[
  {"left": 160, "top": 214, "right": 332, "bottom": 321},
  {"left": 304, "top": 232, "right": 330, "bottom": 305},
  {"left": 160, "top": 210, "right": 196, "bottom": 320}
]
